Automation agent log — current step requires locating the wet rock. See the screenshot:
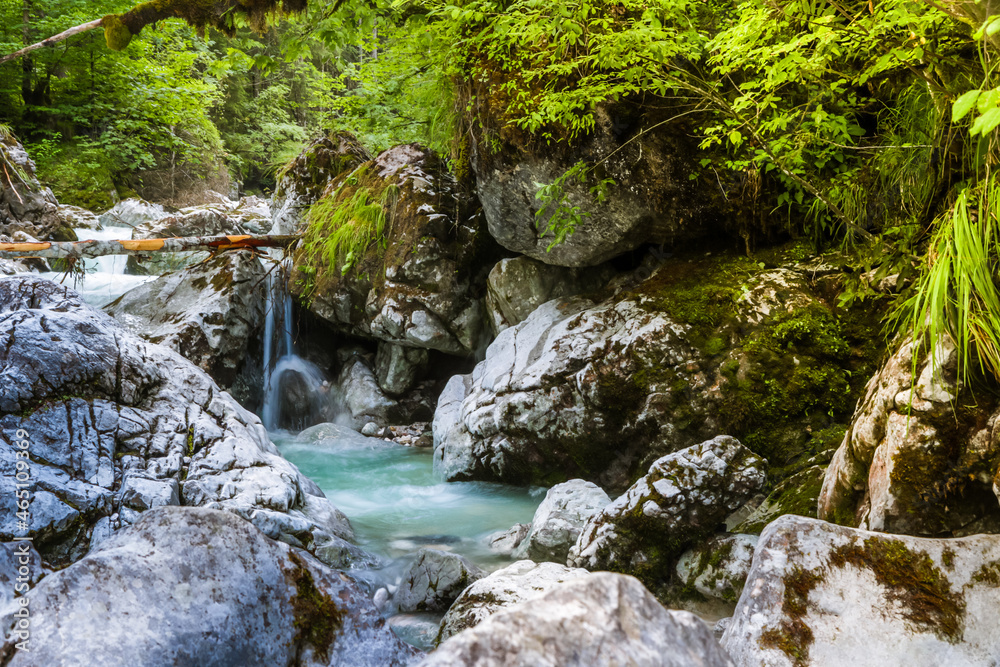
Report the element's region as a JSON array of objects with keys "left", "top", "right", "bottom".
[
  {"left": 722, "top": 515, "right": 1000, "bottom": 667},
  {"left": 0, "top": 275, "right": 352, "bottom": 567},
  {"left": 338, "top": 353, "right": 436, "bottom": 430},
  {"left": 98, "top": 198, "right": 169, "bottom": 229},
  {"left": 568, "top": 436, "right": 766, "bottom": 592},
  {"left": 290, "top": 143, "right": 498, "bottom": 357},
  {"left": 818, "top": 337, "right": 1000, "bottom": 535},
  {"left": 0, "top": 507, "right": 418, "bottom": 666},
  {"left": 512, "top": 479, "right": 611, "bottom": 563},
  {"left": 470, "top": 102, "right": 724, "bottom": 267},
  {"left": 105, "top": 252, "right": 266, "bottom": 391},
  {"left": 485, "top": 523, "right": 531, "bottom": 556},
  {"left": 376, "top": 342, "right": 430, "bottom": 396},
  {"left": 421, "top": 572, "right": 736, "bottom": 666},
  {"left": 734, "top": 464, "right": 826, "bottom": 534},
  {"left": 0, "top": 135, "right": 73, "bottom": 242},
  {"left": 394, "top": 548, "right": 487, "bottom": 613},
  {"left": 676, "top": 534, "right": 758, "bottom": 603},
  {"left": 486, "top": 256, "right": 614, "bottom": 334},
  {"left": 55, "top": 204, "right": 100, "bottom": 230},
  {"left": 437, "top": 560, "right": 590, "bottom": 642},
  {"left": 271, "top": 132, "right": 372, "bottom": 235}
]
